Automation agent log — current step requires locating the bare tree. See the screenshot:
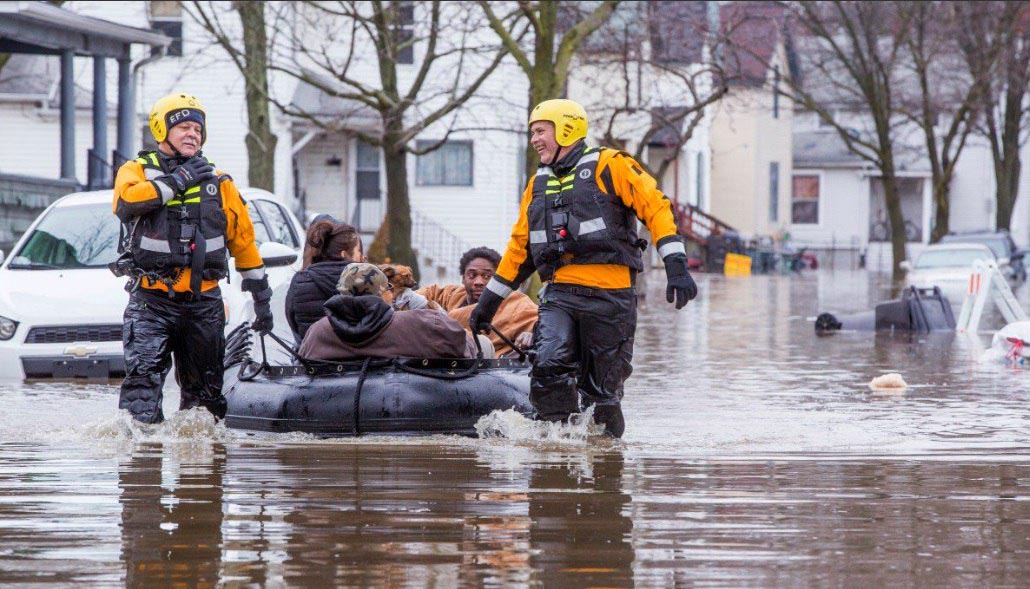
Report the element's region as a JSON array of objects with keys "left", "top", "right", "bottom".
[
  {"left": 479, "top": 0, "right": 619, "bottom": 180},
  {"left": 191, "top": 1, "right": 510, "bottom": 274},
  {"left": 188, "top": 1, "right": 278, "bottom": 192},
  {"left": 958, "top": 1, "right": 1030, "bottom": 231},
  {"left": 575, "top": 1, "right": 728, "bottom": 182},
  {"left": 898, "top": 1, "right": 999, "bottom": 243},
  {"left": 776, "top": 1, "right": 915, "bottom": 278}
]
